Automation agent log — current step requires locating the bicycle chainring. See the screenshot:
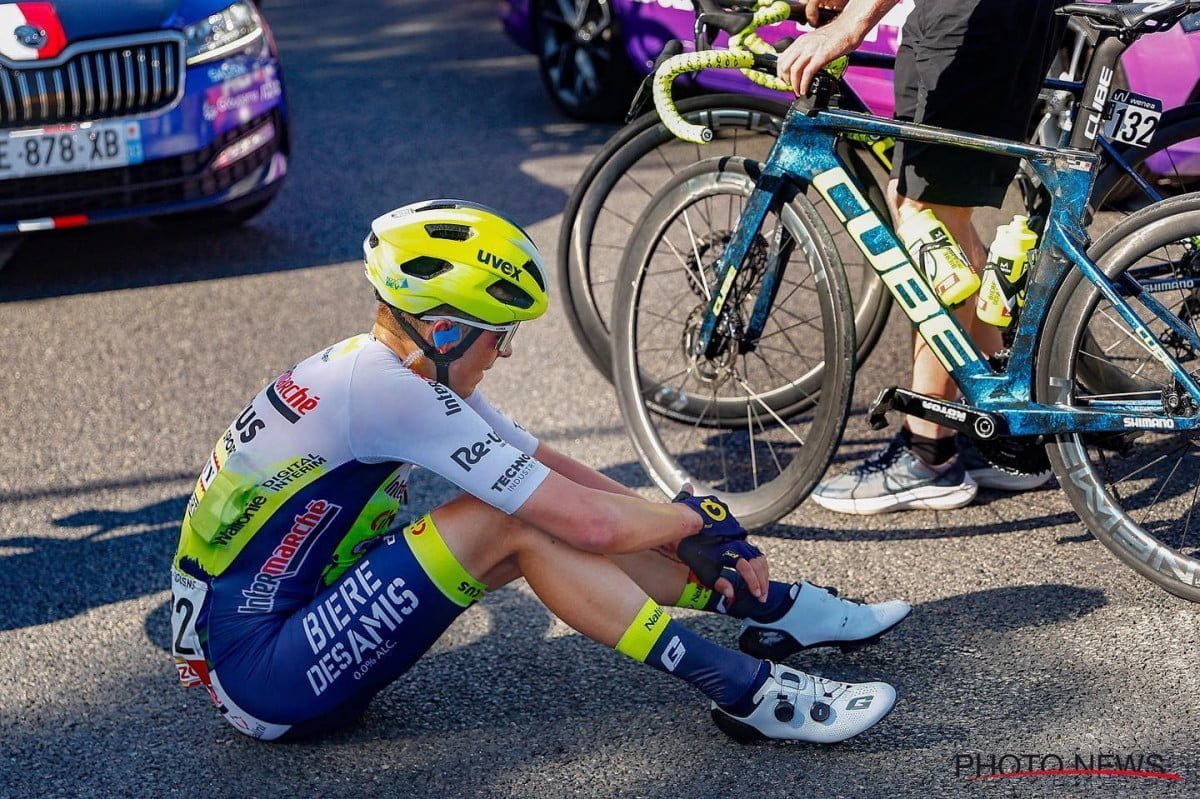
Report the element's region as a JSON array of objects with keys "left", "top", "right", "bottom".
[{"left": 971, "top": 434, "right": 1052, "bottom": 475}]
